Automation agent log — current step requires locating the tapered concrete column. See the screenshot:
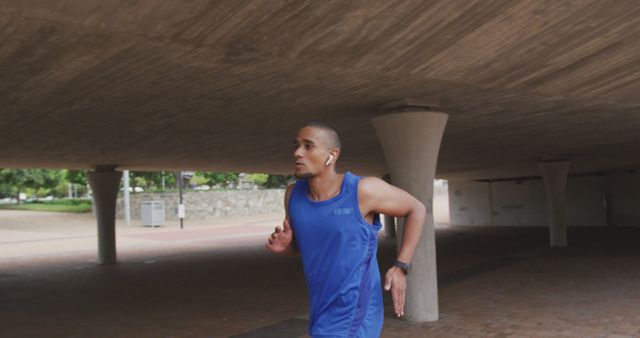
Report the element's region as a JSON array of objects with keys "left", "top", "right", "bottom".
[
  {"left": 384, "top": 214, "right": 396, "bottom": 238},
  {"left": 87, "top": 166, "right": 122, "bottom": 265},
  {"left": 538, "top": 160, "right": 570, "bottom": 247},
  {"left": 123, "top": 170, "right": 131, "bottom": 225},
  {"left": 382, "top": 175, "right": 396, "bottom": 238},
  {"left": 372, "top": 105, "right": 448, "bottom": 322}
]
